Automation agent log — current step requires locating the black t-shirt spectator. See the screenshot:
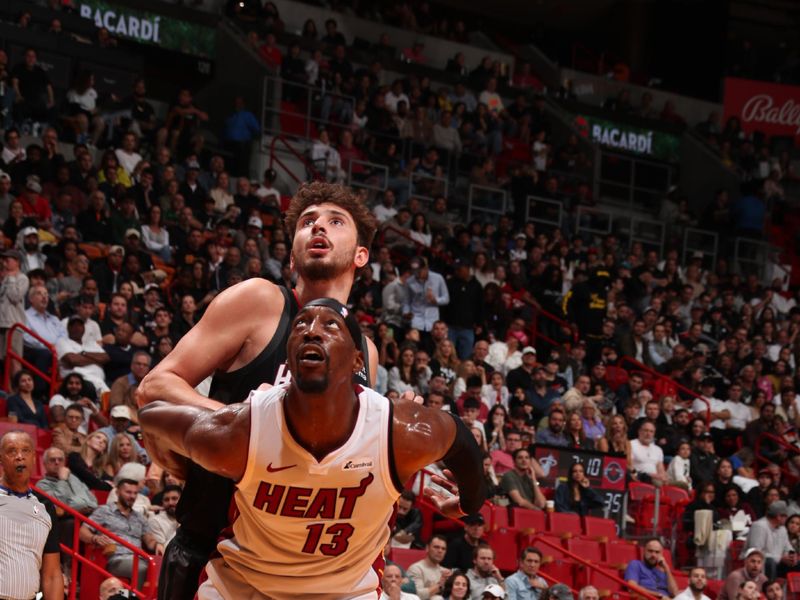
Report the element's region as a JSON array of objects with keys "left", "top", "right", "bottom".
[
  {"left": 442, "top": 534, "right": 480, "bottom": 572},
  {"left": 12, "top": 63, "right": 50, "bottom": 102}
]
